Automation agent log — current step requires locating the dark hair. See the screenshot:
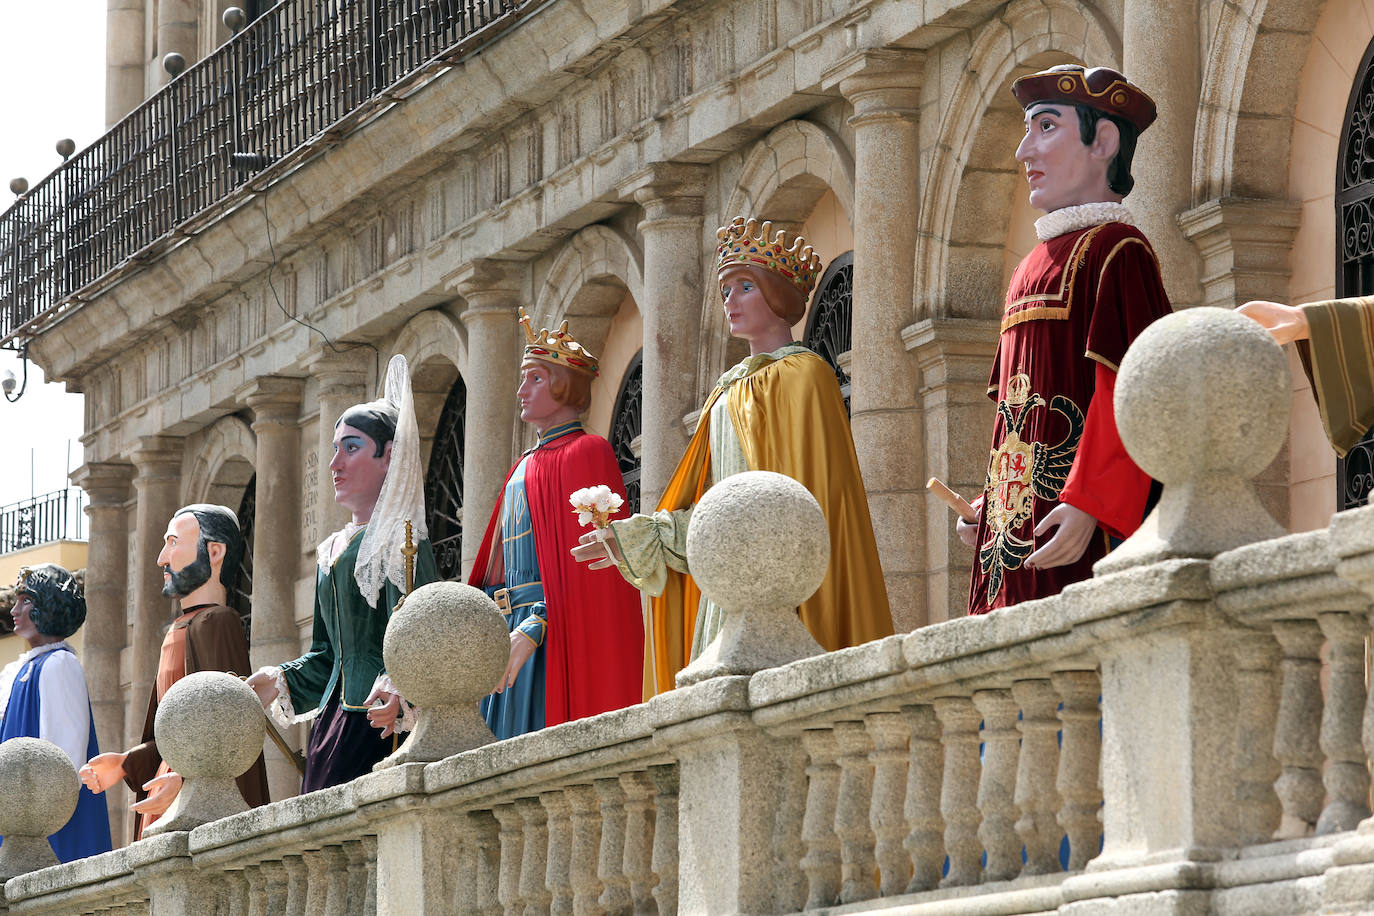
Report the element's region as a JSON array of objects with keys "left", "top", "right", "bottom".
[
  {"left": 1074, "top": 105, "right": 1138, "bottom": 197},
  {"left": 17, "top": 564, "right": 86, "bottom": 639},
  {"left": 336, "top": 402, "right": 398, "bottom": 457},
  {"left": 174, "top": 504, "right": 244, "bottom": 588}
]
